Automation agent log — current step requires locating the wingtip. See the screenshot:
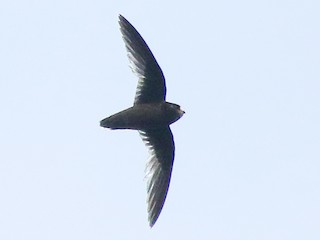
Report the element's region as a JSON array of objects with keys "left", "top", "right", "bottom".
[
  {"left": 148, "top": 214, "right": 157, "bottom": 228},
  {"left": 118, "top": 14, "right": 130, "bottom": 33},
  {"left": 149, "top": 221, "right": 155, "bottom": 228},
  {"left": 147, "top": 205, "right": 162, "bottom": 228},
  {"left": 118, "top": 14, "right": 128, "bottom": 25}
]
